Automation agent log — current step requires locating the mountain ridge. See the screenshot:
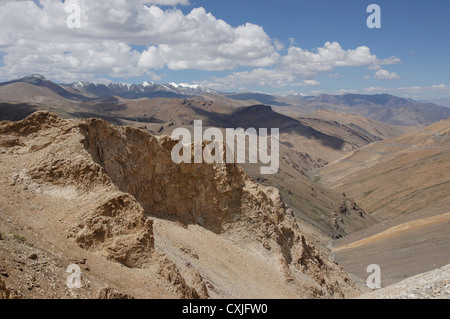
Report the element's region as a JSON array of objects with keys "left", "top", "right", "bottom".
[{"left": 0, "top": 111, "right": 360, "bottom": 298}]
